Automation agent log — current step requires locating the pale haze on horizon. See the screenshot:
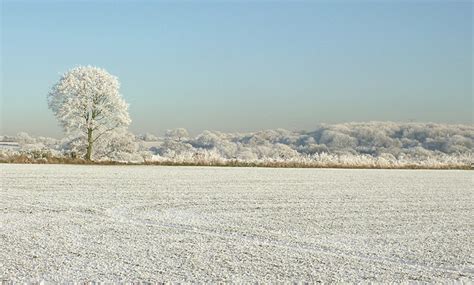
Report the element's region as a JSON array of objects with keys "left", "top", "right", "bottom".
[{"left": 1, "top": 0, "right": 472, "bottom": 138}]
